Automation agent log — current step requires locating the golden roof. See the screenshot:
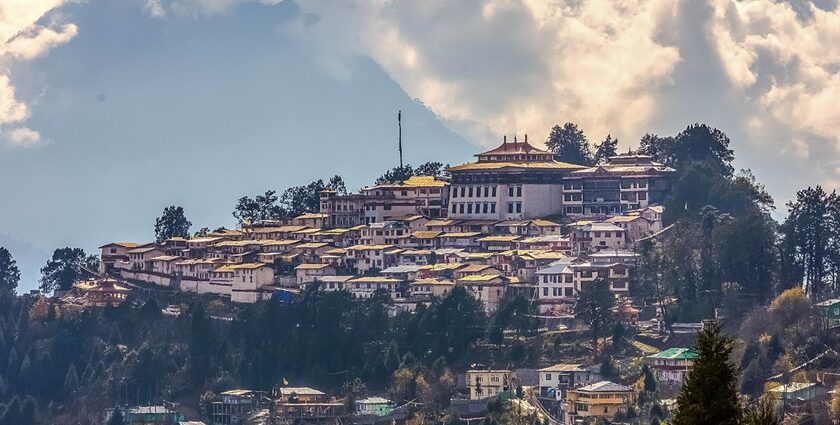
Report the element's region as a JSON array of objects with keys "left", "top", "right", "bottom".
[
  {"left": 294, "top": 242, "right": 330, "bottom": 249},
  {"left": 459, "top": 274, "right": 506, "bottom": 282},
  {"left": 458, "top": 264, "right": 496, "bottom": 273},
  {"left": 420, "top": 262, "right": 464, "bottom": 271},
  {"left": 229, "top": 263, "right": 269, "bottom": 270},
  {"left": 412, "top": 278, "right": 455, "bottom": 286},
  {"left": 348, "top": 276, "right": 402, "bottom": 283},
  {"left": 440, "top": 232, "right": 482, "bottom": 238},
  {"left": 411, "top": 231, "right": 443, "bottom": 239},
  {"left": 295, "top": 263, "right": 332, "bottom": 270},
  {"left": 348, "top": 244, "right": 393, "bottom": 251},
  {"left": 478, "top": 235, "right": 521, "bottom": 242}
]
